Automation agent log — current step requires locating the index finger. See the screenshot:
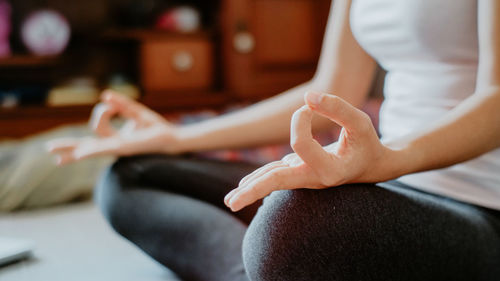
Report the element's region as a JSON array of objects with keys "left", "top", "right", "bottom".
[
  {"left": 227, "top": 166, "right": 314, "bottom": 212},
  {"left": 305, "top": 91, "right": 368, "bottom": 134}
]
